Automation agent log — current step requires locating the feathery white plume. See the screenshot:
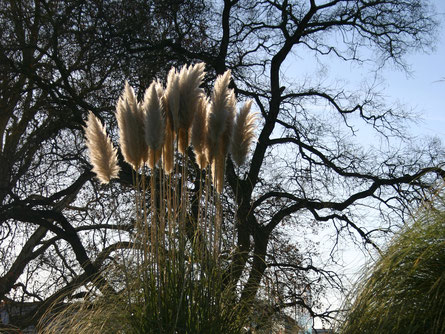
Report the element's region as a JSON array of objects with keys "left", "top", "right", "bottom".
[
  {"left": 231, "top": 100, "right": 258, "bottom": 167},
  {"left": 192, "top": 96, "right": 209, "bottom": 169},
  {"left": 116, "top": 81, "right": 148, "bottom": 170},
  {"left": 165, "top": 67, "right": 180, "bottom": 132},
  {"left": 143, "top": 81, "right": 165, "bottom": 168},
  {"left": 206, "top": 70, "right": 232, "bottom": 163},
  {"left": 206, "top": 70, "right": 237, "bottom": 193},
  {"left": 143, "top": 81, "right": 165, "bottom": 150},
  {"left": 177, "top": 62, "right": 206, "bottom": 153},
  {"left": 84, "top": 111, "right": 120, "bottom": 184}
]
